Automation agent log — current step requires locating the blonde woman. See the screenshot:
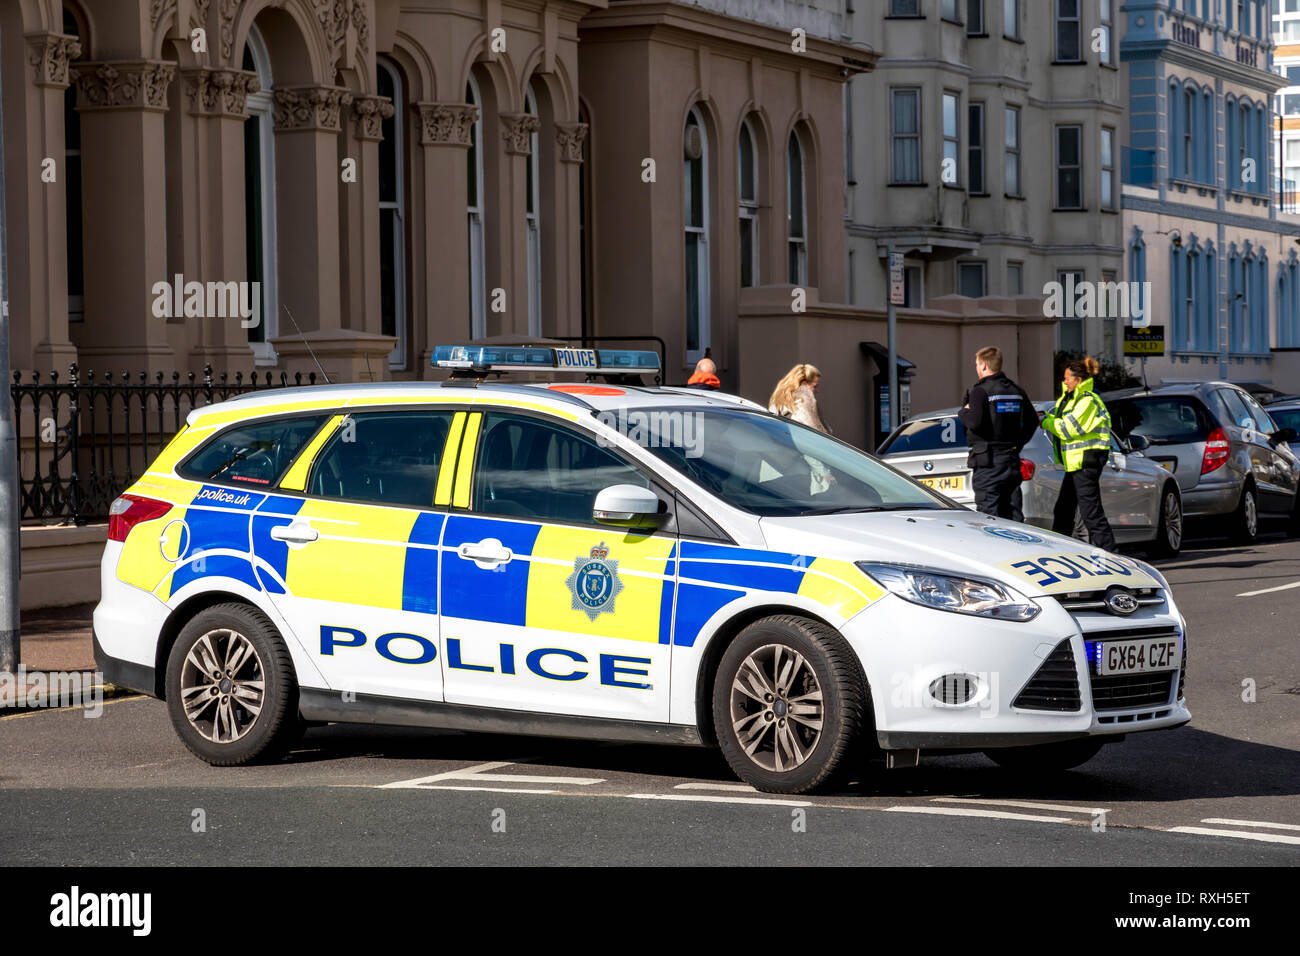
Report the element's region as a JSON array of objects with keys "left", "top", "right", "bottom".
[{"left": 768, "top": 363, "right": 828, "bottom": 433}]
